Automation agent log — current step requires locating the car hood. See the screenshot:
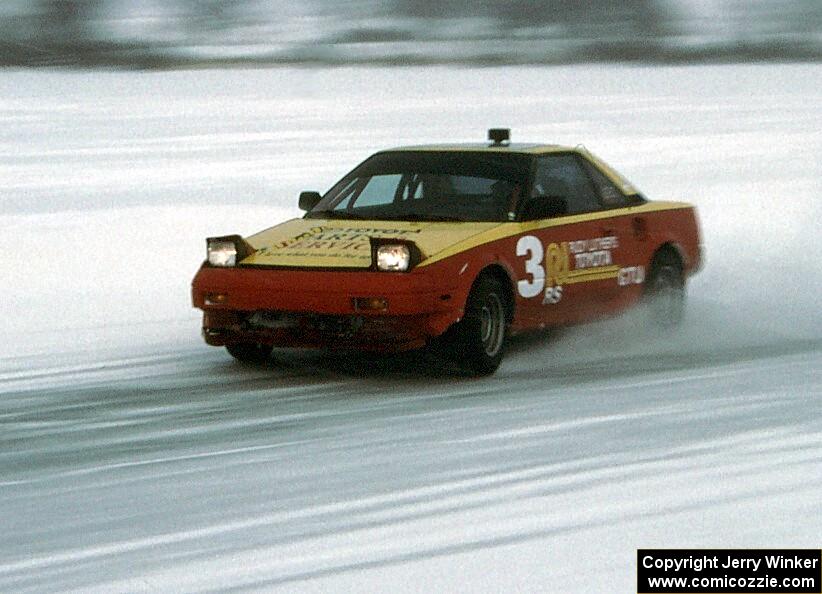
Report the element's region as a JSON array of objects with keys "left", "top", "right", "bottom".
[{"left": 241, "top": 218, "right": 503, "bottom": 269}]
